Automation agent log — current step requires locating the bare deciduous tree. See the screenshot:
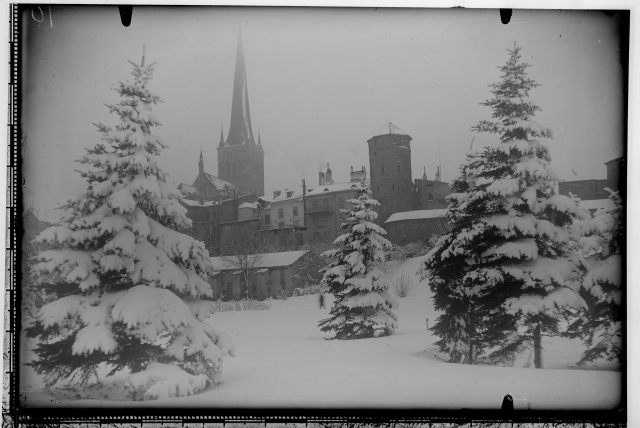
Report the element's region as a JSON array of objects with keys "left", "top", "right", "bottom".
[{"left": 220, "top": 227, "right": 271, "bottom": 299}]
